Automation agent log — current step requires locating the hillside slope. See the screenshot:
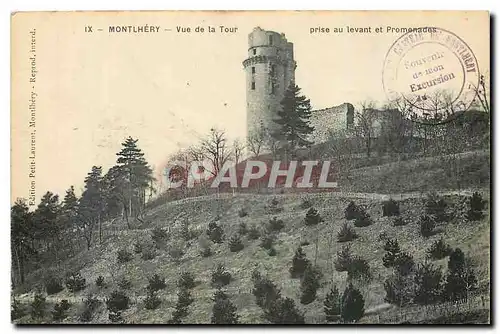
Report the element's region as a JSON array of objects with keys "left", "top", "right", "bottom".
[{"left": 14, "top": 188, "right": 490, "bottom": 324}]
